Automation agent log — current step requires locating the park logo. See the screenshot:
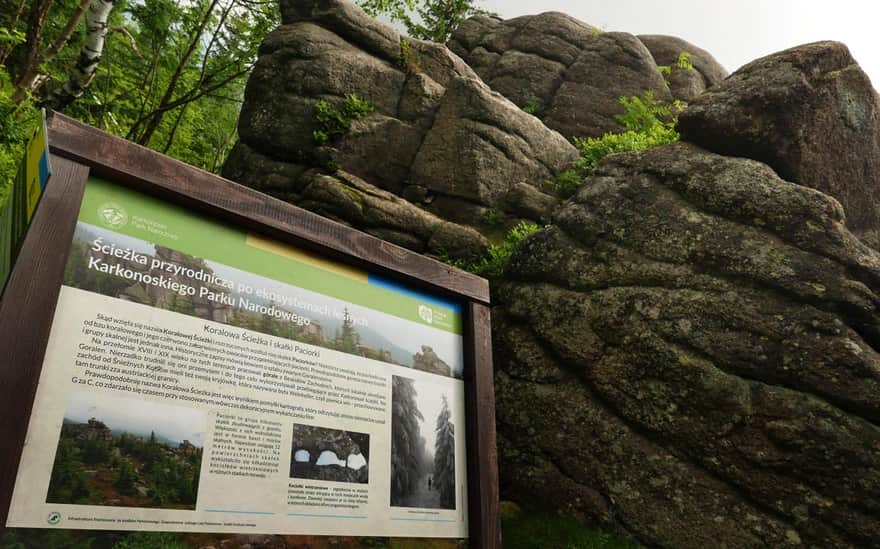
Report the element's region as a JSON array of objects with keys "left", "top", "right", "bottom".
[
  {"left": 46, "top": 511, "right": 61, "bottom": 525},
  {"left": 418, "top": 304, "right": 433, "bottom": 324},
  {"left": 97, "top": 202, "right": 129, "bottom": 228}
]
